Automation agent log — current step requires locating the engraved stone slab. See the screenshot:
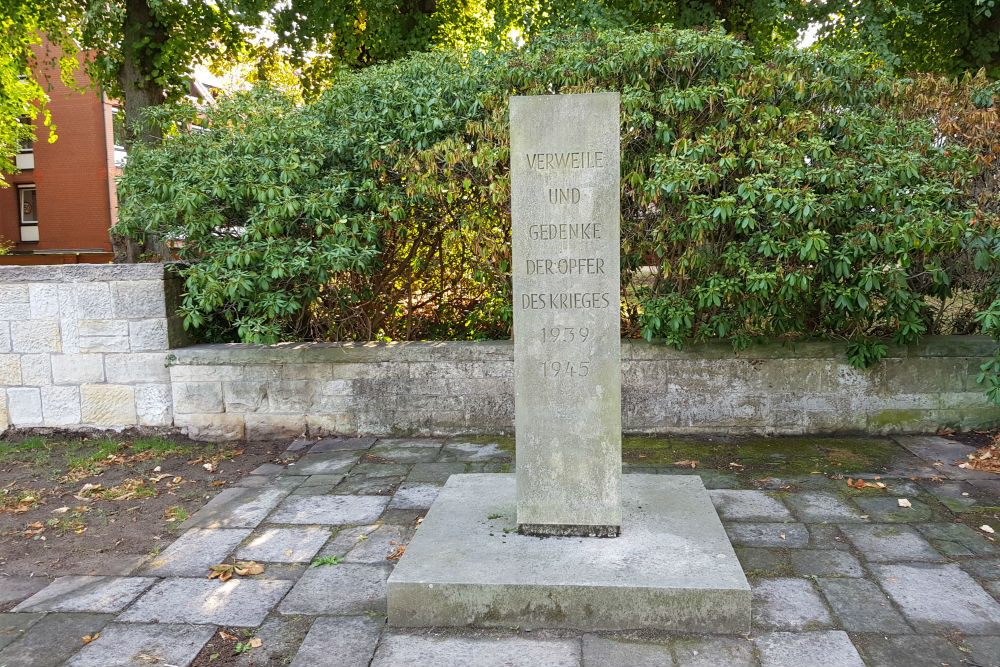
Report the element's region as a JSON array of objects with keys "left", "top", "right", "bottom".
[{"left": 510, "top": 92, "right": 621, "bottom": 535}]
